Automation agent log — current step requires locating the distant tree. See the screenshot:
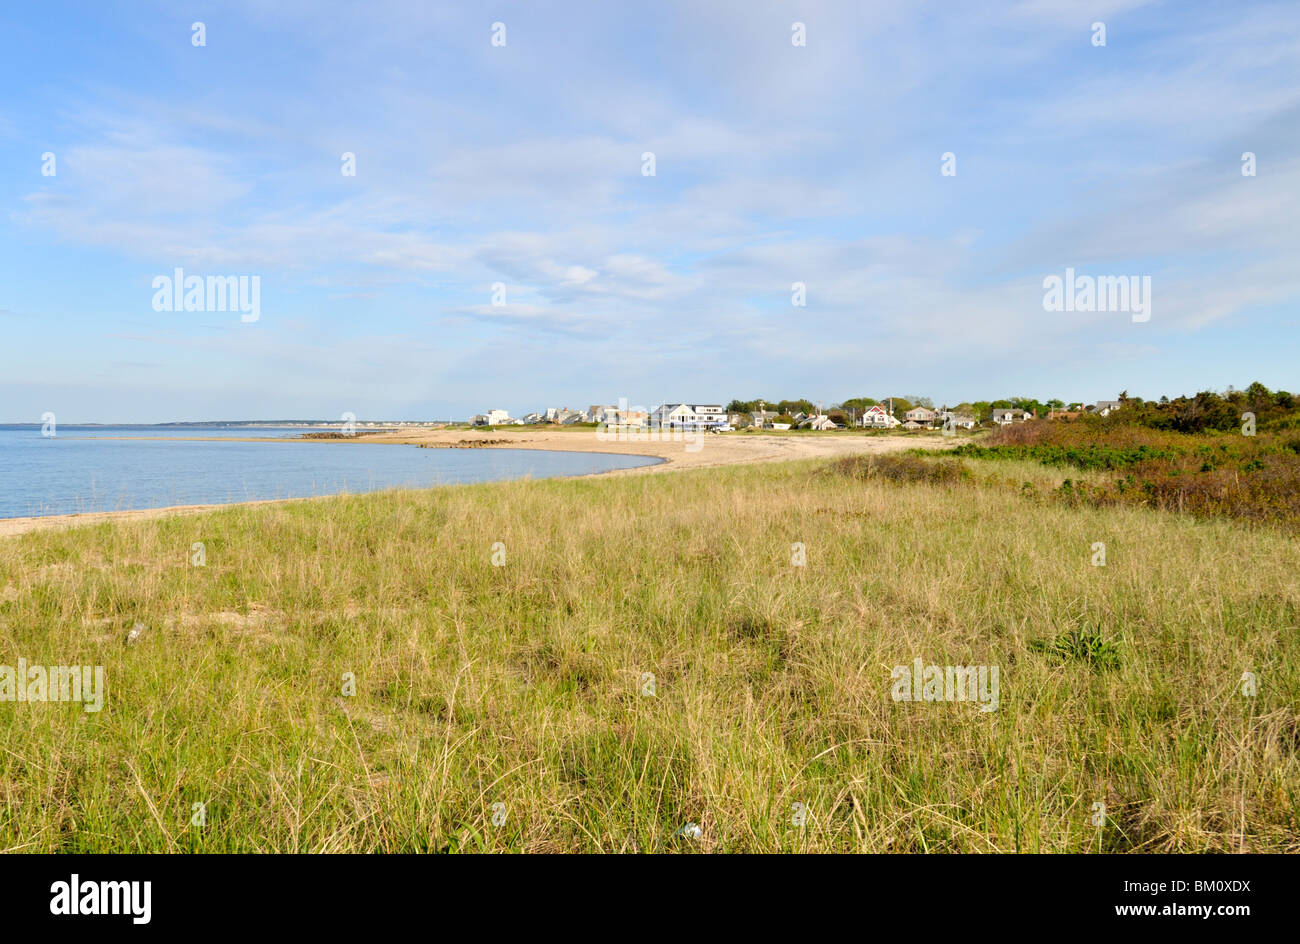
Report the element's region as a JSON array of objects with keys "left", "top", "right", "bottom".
[
  {"left": 1245, "top": 381, "right": 1271, "bottom": 407},
  {"left": 1167, "top": 391, "right": 1237, "bottom": 432},
  {"left": 777, "top": 399, "right": 815, "bottom": 416},
  {"left": 1011, "top": 397, "right": 1046, "bottom": 418}
]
